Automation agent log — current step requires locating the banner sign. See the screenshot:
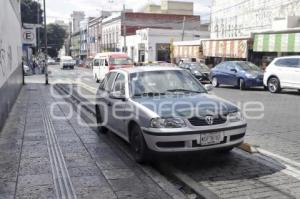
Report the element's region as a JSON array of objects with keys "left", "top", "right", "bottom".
[
  {"left": 254, "top": 33, "right": 300, "bottom": 52},
  {"left": 202, "top": 39, "right": 248, "bottom": 59}
]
